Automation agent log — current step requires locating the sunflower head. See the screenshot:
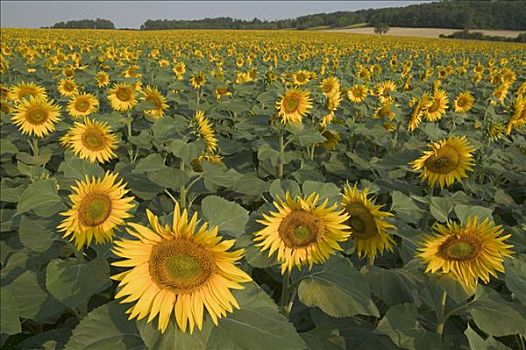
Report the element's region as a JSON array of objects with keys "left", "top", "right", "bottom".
[
  {"left": 8, "top": 81, "right": 47, "bottom": 102},
  {"left": 425, "top": 89, "right": 449, "bottom": 122},
  {"left": 142, "top": 85, "right": 168, "bottom": 119},
  {"left": 112, "top": 202, "right": 251, "bottom": 333},
  {"left": 411, "top": 136, "right": 475, "bottom": 188},
  {"left": 417, "top": 216, "right": 513, "bottom": 290},
  {"left": 108, "top": 83, "right": 137, "bottom": 112},
  {"left": 342, "top": 184, "right": 395, "bottom": 262},
  {"left": 348, "top": 84, "right": 368, "bottom": 103},
  {"left": 321, "top": 77, "right": 340, "bottom": 96},
  {"left": 254, "top": 193, "right": 350, "bottom": 274},
  {"left": 276, "top": 89, "right": 313, "bottom": 125},
  {"left": 194, "top": 111, "right": 218, "bottom": 153},
  {"left": 453, "top": 91, "right": 474, "bottom": 113},
  {"left": 68, "top": 93, "right": 99, "bottom": 118},
  {"left": 62, "top": 118, "right": 118, "bottom": 163},
  {"left": 58, "top": 172, "right": 134, "bottom": 249},
  {"left": 12, "top": 96, "right": 61, "bottom": 138},
  {"left": 58, "top": 78, "right": 78, "bottom": 97}
]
